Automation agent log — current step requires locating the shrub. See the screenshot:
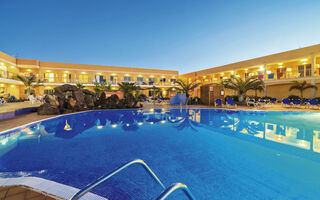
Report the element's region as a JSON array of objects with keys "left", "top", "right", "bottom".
[
  {"left": 287, "top": 95, "right": 300, "bottom": 100},
  {"left": 262, "top": 96, "right": 272, "bottom": 100},
  {"left": 225, "top": 95, "right": 238, "bottom": 102},
  {"left": 189, "top": 97, "right": 201, "bottom": 105}
]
